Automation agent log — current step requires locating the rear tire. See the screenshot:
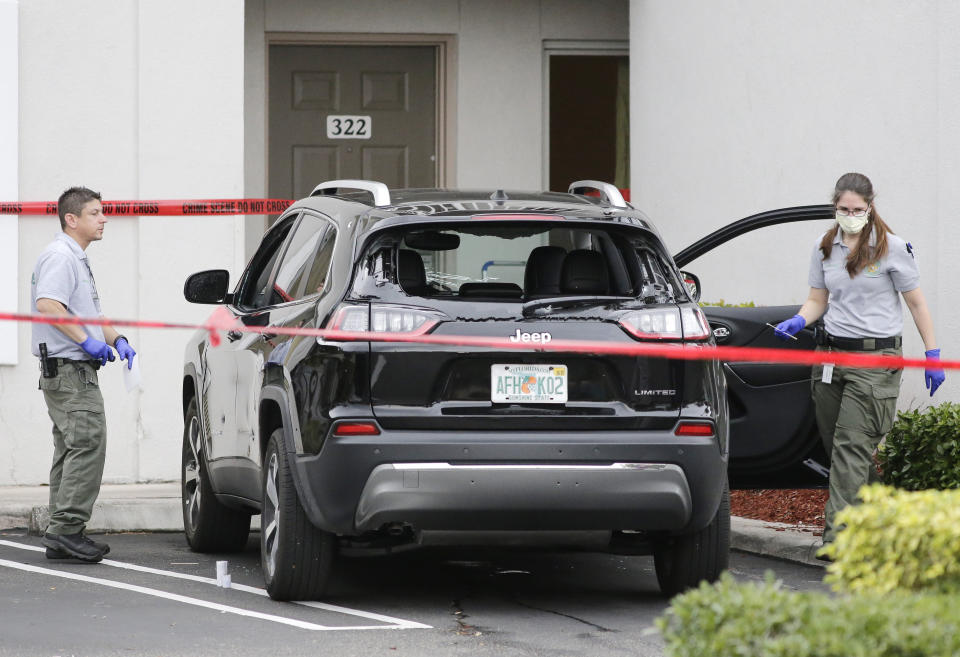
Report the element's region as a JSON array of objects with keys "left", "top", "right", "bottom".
[
  {"left": 181, "top": 397, "right": 251, "bottom": 552},
  {"left": 654, "top": 479, "right": 730, "bottom": 597},
  {"left": 261, "top": 428, "right": 336, "bottom": 601}
]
